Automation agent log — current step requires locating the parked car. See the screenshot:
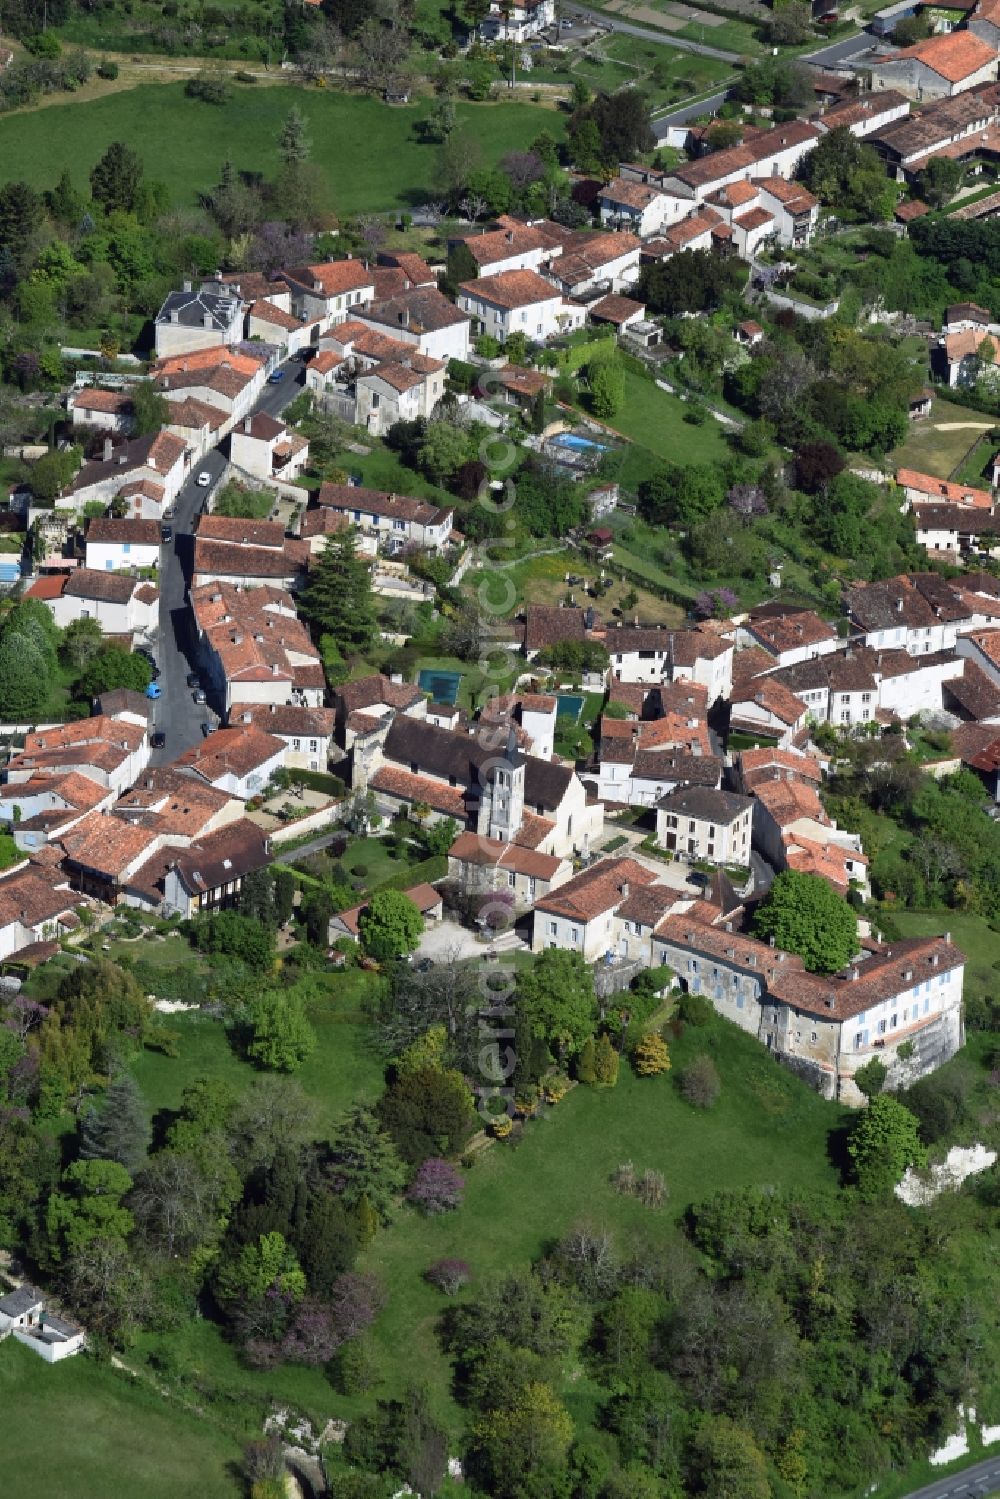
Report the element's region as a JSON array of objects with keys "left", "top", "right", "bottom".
[
  {"left": 193, "top": 688, "right": 207, "bottom": 704},
  {"left": 161, "top": 525, "right": 172, "bottom": 543},
  {"left": 267, "top": 370, "right": 284, "bottom": 384},
  {"left": 196, "top": 471, "right": 212, "bottom": 488},
  {"left": 145, "top": 682, "right": 162, "bottom": 700},
  {"left": 200, "top": 721, "right": 212, "bottom": 737},
  {"left": 186, "top": 671, "right": 200, "bottom": 688},
  {"left": 150, "top": 731, "right": 166, "bottom": 749}
]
